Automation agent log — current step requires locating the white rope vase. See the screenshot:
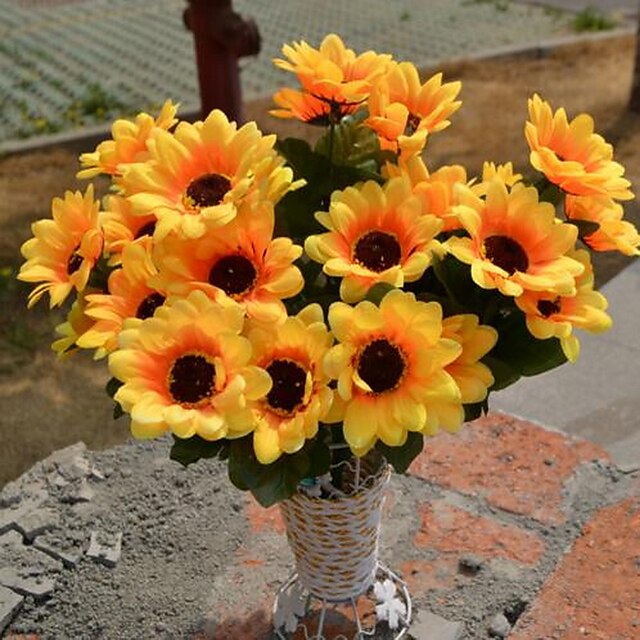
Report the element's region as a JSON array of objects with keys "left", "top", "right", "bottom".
[{"left": 279, "top": 459, "right": 391, "bottom": 602}]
